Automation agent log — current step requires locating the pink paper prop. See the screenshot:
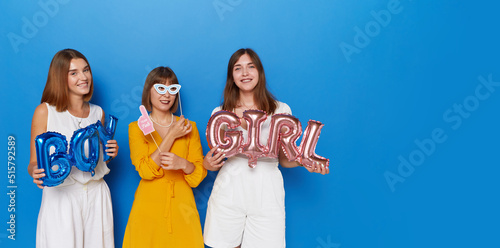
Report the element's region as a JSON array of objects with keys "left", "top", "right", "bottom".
[
  {"left": 138, "top": 105, "right": 155, "bottom": 135},
  {"left": 137, "top": 105, "right": 161, "bottom": 152},
  {"left": 206, "top": 110, "right": 329, "bottom": 168}
]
